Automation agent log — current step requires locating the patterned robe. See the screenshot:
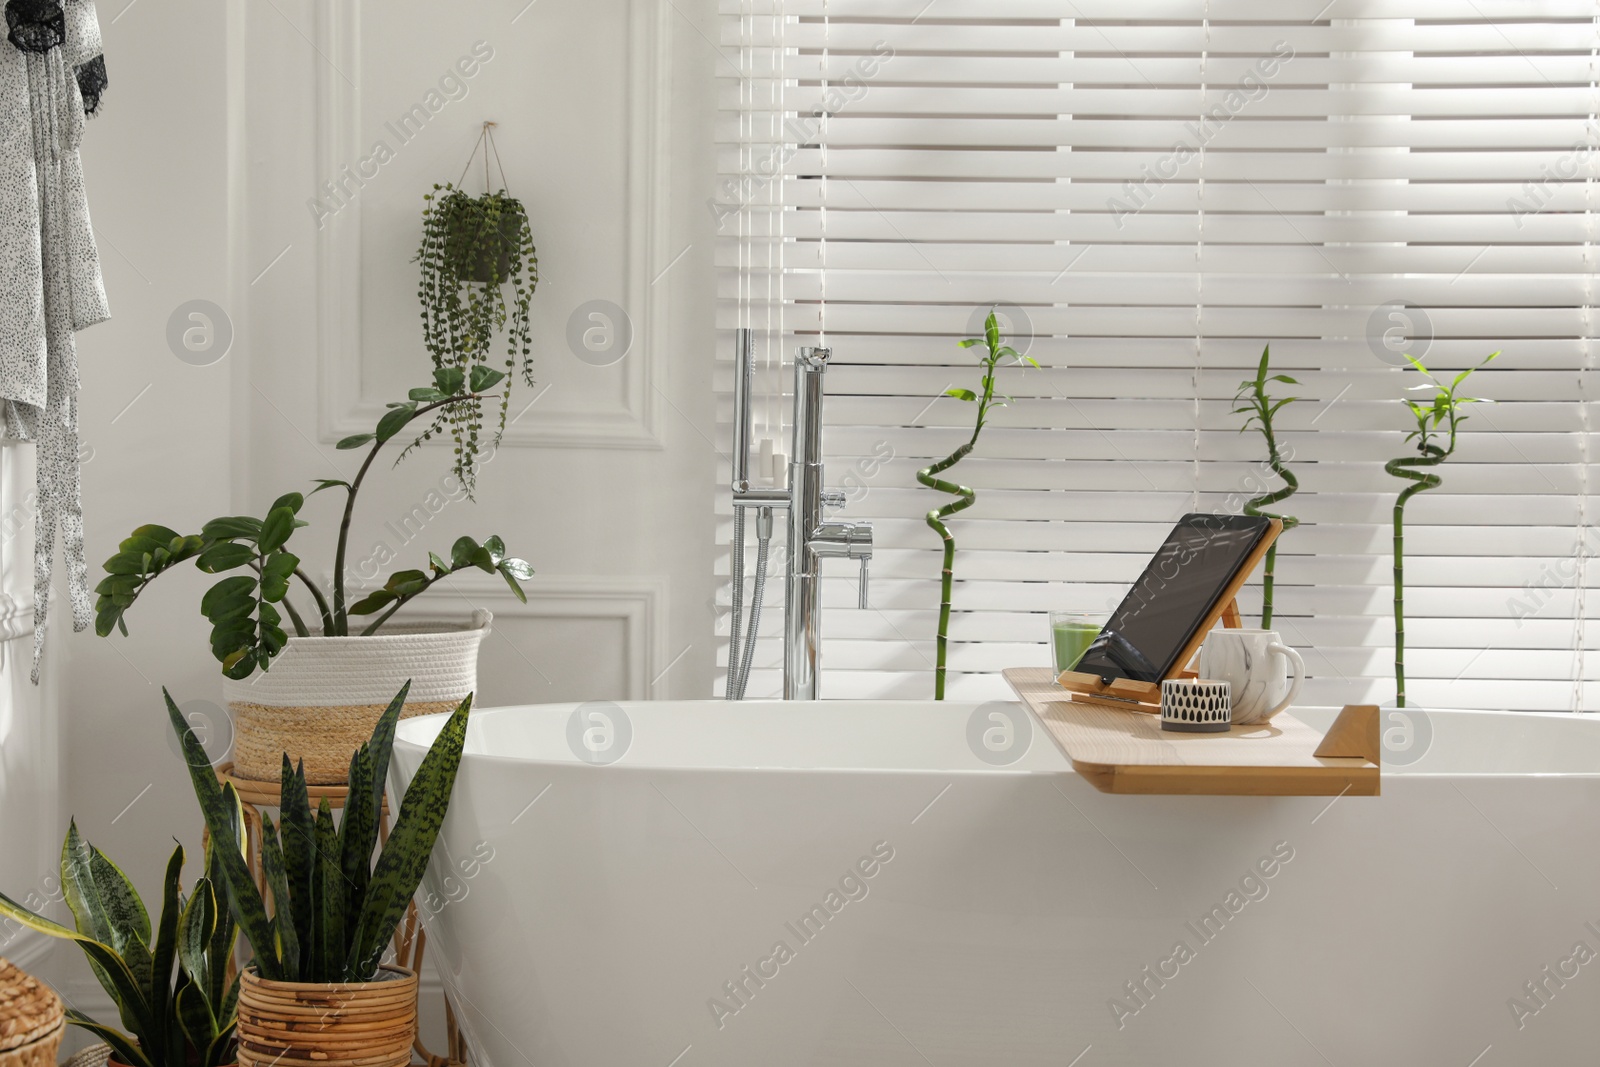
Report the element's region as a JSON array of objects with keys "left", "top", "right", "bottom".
[{"left": 0, "top": 0, "right": 108, "bottom": 681}]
